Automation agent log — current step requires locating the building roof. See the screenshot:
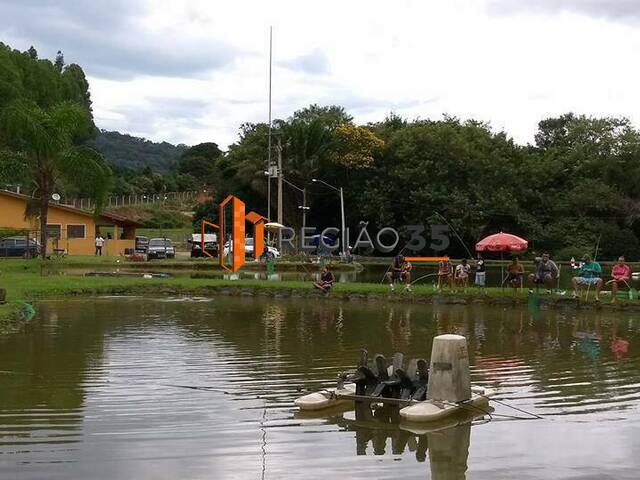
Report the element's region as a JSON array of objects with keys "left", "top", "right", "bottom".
[{"left": 0, "top": 190, "right": 142, "bottom": 227}]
